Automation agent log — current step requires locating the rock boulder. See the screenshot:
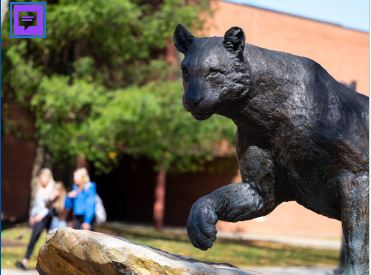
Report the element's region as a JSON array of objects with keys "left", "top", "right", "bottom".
[{"left": 37, "top": 227, "right": 258, "bottom": 275}]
